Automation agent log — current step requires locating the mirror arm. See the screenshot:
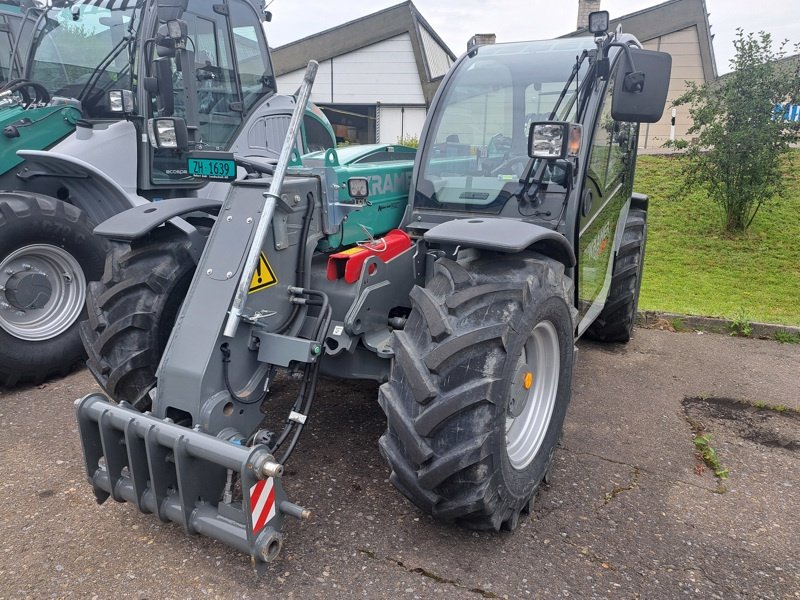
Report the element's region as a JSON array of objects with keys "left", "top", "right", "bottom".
[
  {"left": 518, "top": 159, "right": 549, "bottom": 206},
  {"left": 605, "top": 41, "right": 639, "bottom": 71}
]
